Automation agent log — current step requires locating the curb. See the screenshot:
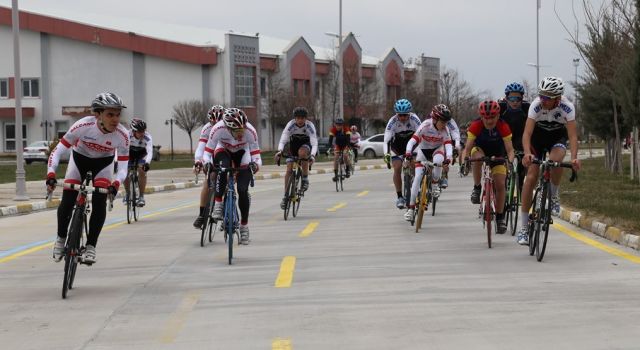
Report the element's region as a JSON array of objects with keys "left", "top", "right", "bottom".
[
  {"left": 558, "top": 207, "right": 639, "bottom": 251},
  {"left": 0, "top": 164, "right": 387, "bottom": 218}
]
